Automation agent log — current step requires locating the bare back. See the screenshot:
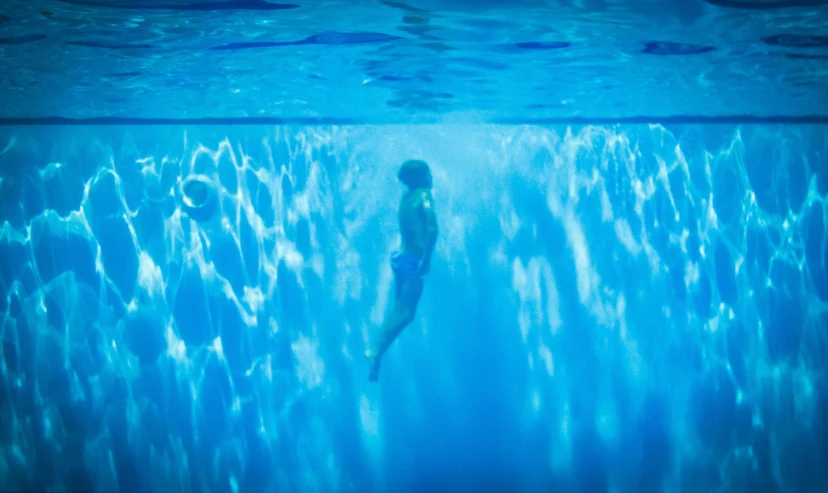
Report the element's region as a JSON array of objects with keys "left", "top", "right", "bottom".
[{"left": 399, "top": 188, "right": 436, "bottom": 259}]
